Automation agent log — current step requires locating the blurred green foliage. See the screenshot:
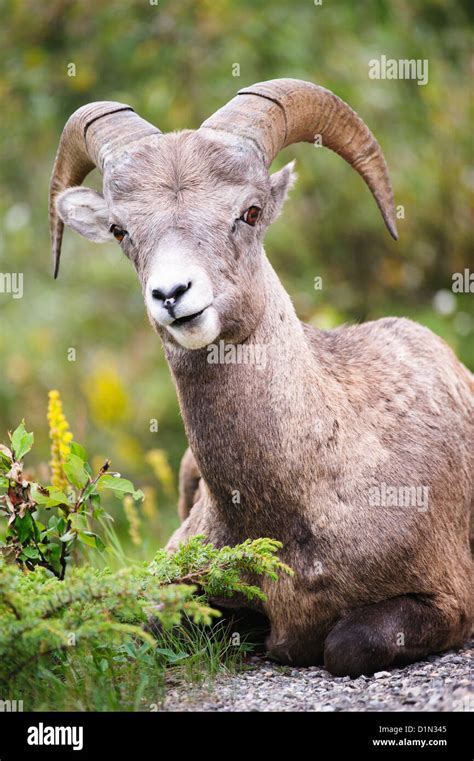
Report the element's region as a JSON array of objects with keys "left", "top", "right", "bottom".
[{"left": 0, "top": 0, "right": 472, "bottom": 550}]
